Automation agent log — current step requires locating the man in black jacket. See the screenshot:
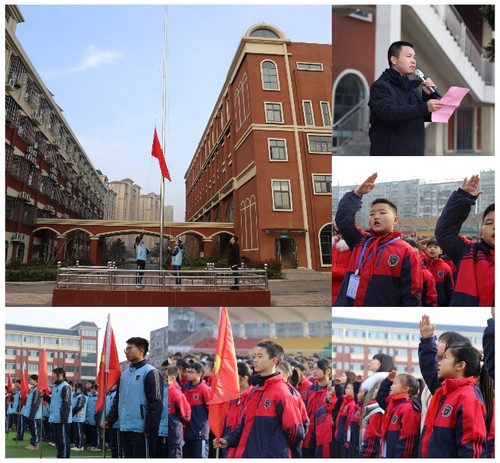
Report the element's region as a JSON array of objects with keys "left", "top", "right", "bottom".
[{"left": 368, "top": 41, "right": 442, "bottom": 156}]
